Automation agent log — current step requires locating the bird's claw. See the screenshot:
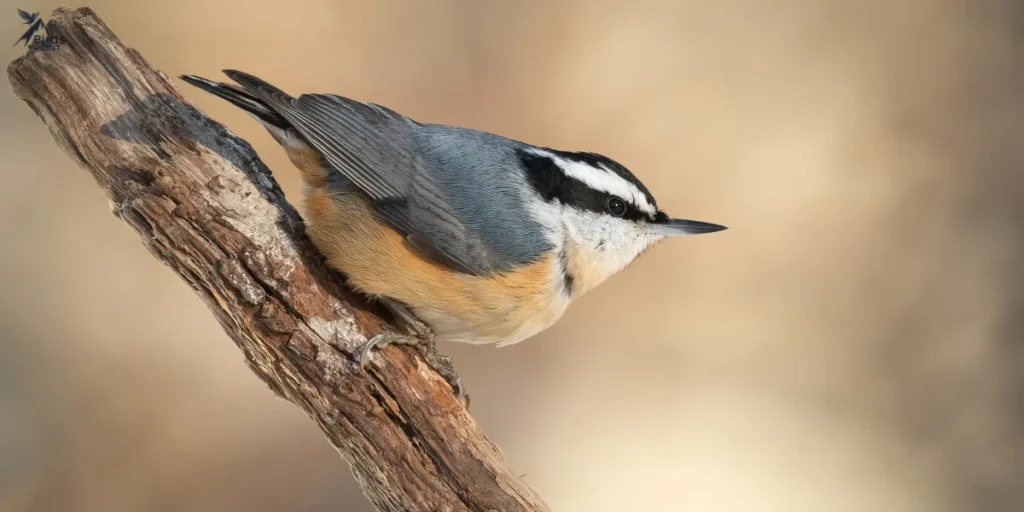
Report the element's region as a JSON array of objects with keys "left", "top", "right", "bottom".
[{"left": 356, "top": 331, "right": 470, "bottom": 408}]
